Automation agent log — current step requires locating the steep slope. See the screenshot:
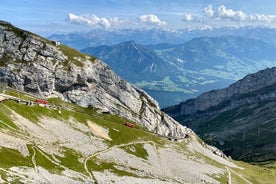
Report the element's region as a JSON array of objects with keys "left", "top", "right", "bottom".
[
  {"left": 2, "top": 90, "right": 269, "bottom": 184},
  {"left": 164, "top": 67, "right": 276, "bottom": 162},
  {"left": 0, "top": 20, "right": 188, "bottom": 138},
  {"left": 82, "top": 37, "right": 276, "bottom": 108}
]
